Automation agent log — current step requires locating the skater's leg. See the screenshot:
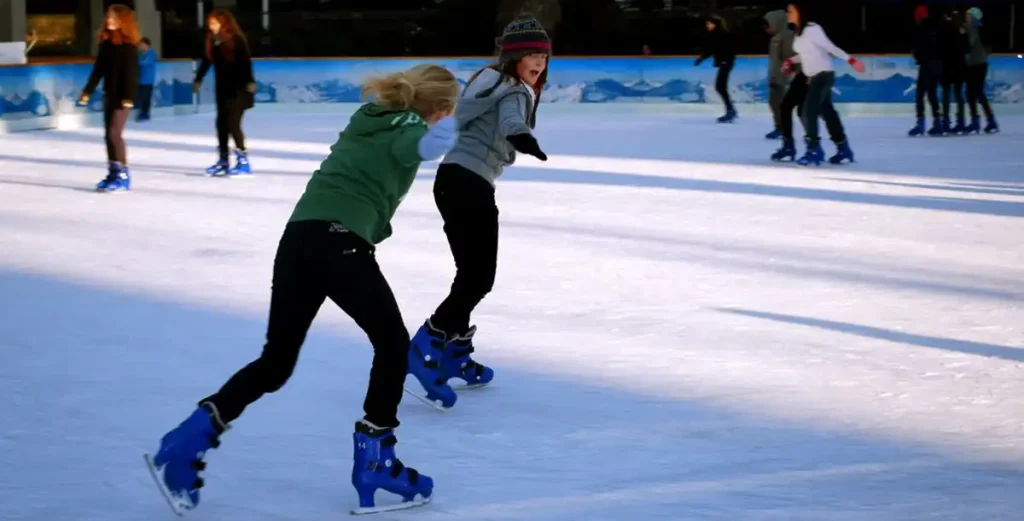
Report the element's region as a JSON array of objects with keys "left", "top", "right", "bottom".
[
  {"left": 320, "top": 231, "right": 408, "bottom": 429},
  {"left": 915, "top": 67, "right": 927, "bottom": 120},
  {"left": 215, "top": 100, "right": 229, "bottom": 160},
  {"left": 769, "top": 82, "right": 785, "bottom": 131},
  {"left": 200, "top": 221, "right": 328, "bottom": 423},
  {"left": 429, "top": 164, "right": 499, "bottom": 336},
  {"left": 977, "top": 62, "right": 994, "bottom": 121},
  {"left": 801, "top": 74, "right": 826, "bottom": 145},
  {"left": 228, "top": 100, "right": 246, "bottom": 152},
  {"left": 925, "top": 66, "right": 941, "bottom": 121},
  {"left": 104, "top": 104, "right": 129, "bottom": 164},
  {"left": 715, "top": 63, "right": 734, "bottom": 114},
  {"left": 965, "top": 65, "right": 980, "bottom": 118}
]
